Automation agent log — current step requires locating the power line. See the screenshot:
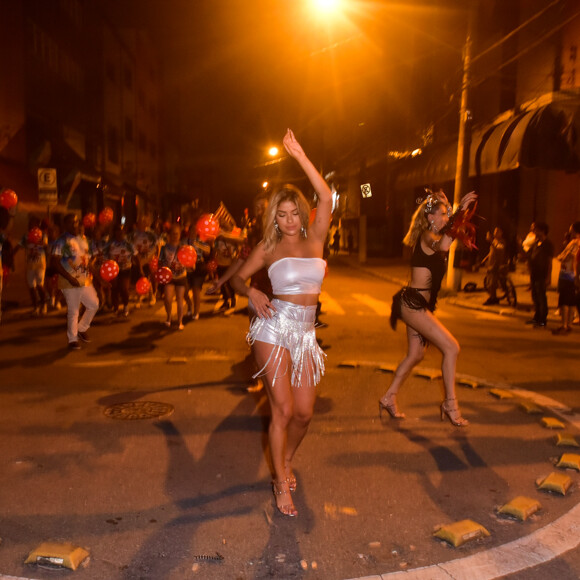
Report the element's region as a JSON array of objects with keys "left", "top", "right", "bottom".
[
  {"left": 470, "top": 0, "right": 564, "bottom": 65},
  {"left": 470, "top": 8, "right": 580, "bottom": 91}
]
